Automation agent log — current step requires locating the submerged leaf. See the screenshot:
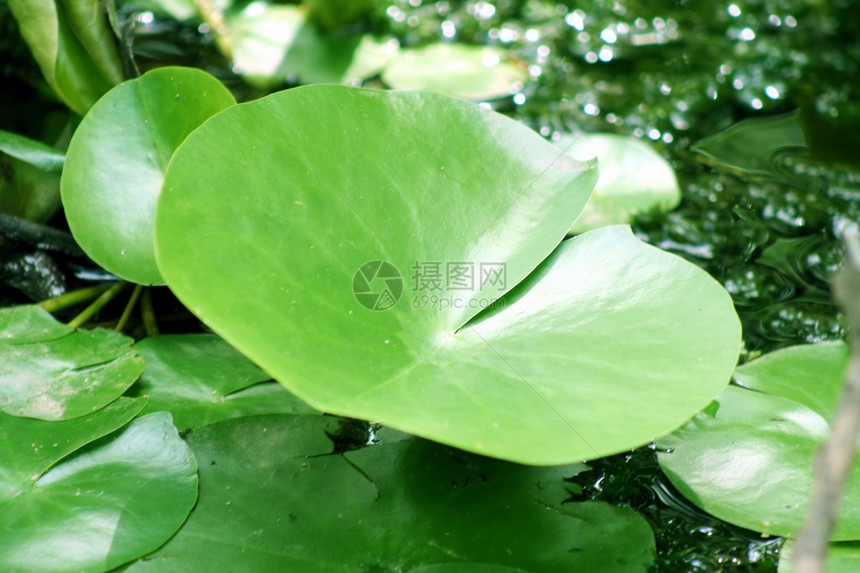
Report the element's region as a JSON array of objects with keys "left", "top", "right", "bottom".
[
  {"left": 124, "top": 414, "right": 655, "bottom": 571},
  {"left": 691, "top": 111, "right": 807, "bottom": 179},
  {"left": 131, "top": 334, "right": 317, "bottom": 430}
]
